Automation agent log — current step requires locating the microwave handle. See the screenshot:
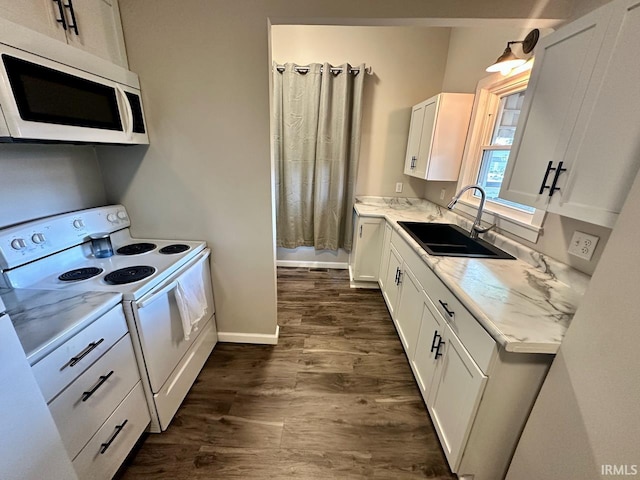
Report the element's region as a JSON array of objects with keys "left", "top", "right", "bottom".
[
  {"left": 136, "top": 249, "right": 211, "bottom": 308},
  {"left": 115, "top": 84, "right": 134, "bottom": 140}
]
